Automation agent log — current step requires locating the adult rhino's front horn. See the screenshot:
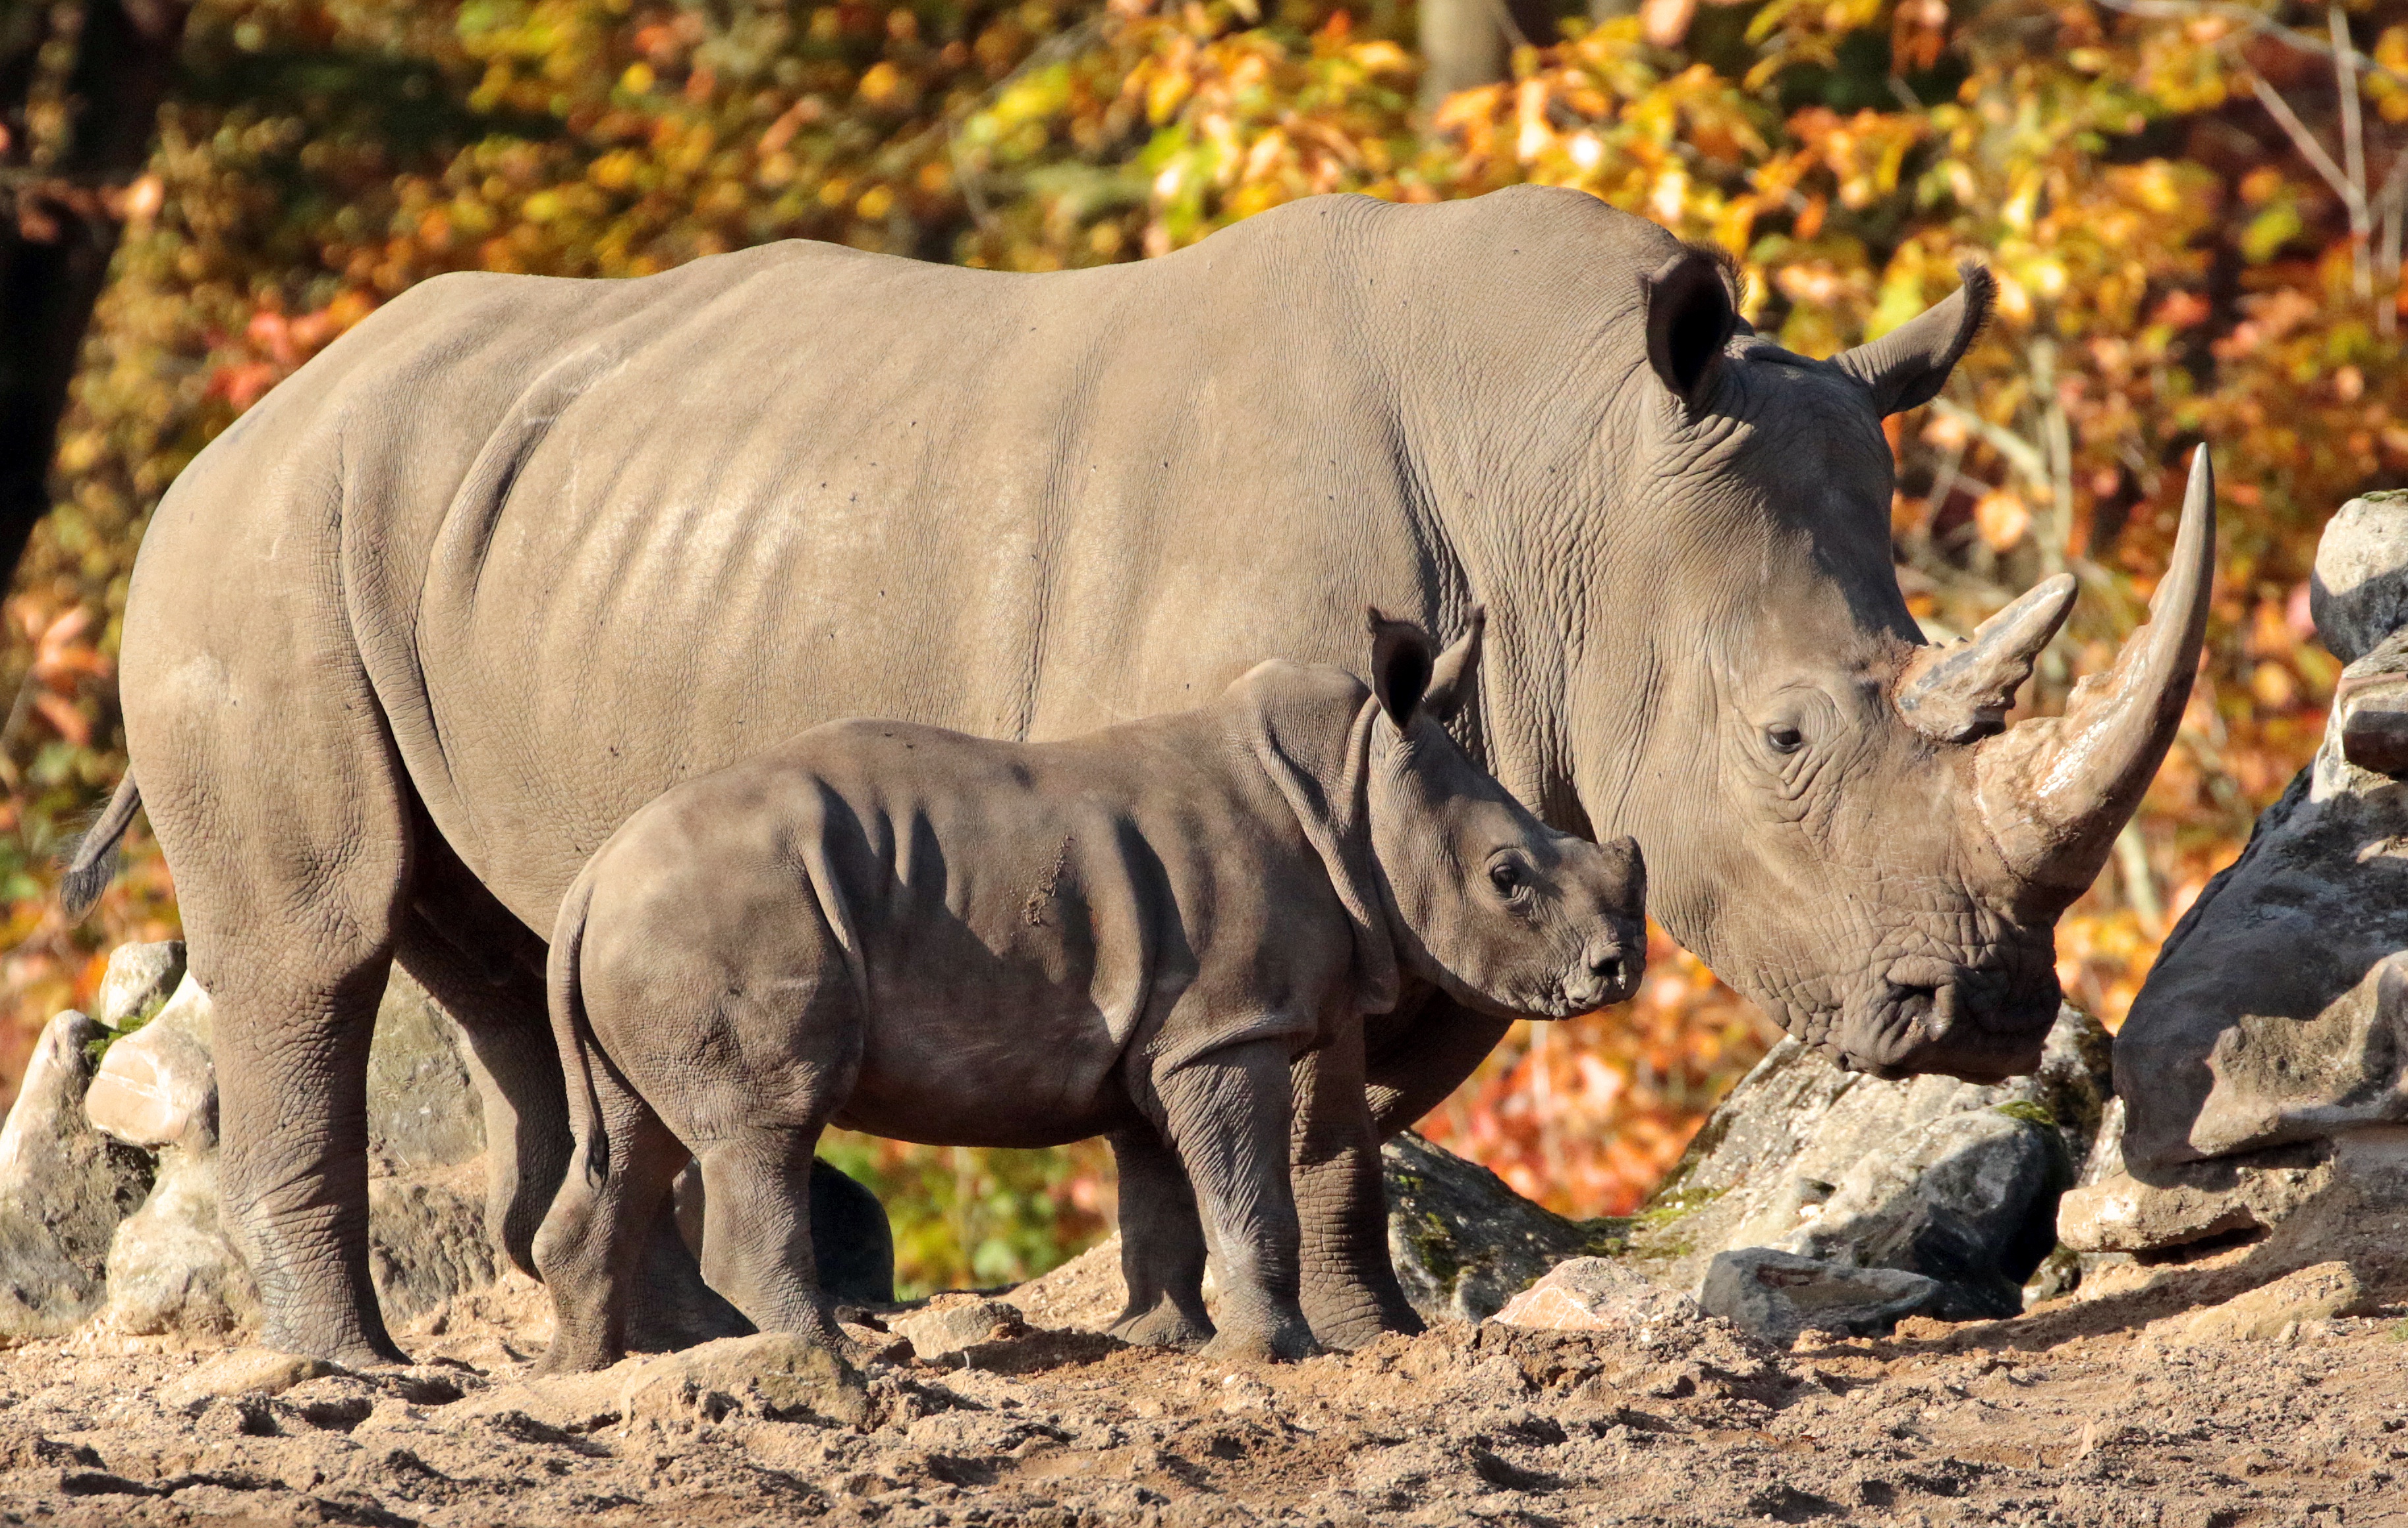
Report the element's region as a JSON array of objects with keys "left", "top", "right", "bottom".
[{"left": 1900, "top": 446, "right": 2218, "bottom": 911}]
